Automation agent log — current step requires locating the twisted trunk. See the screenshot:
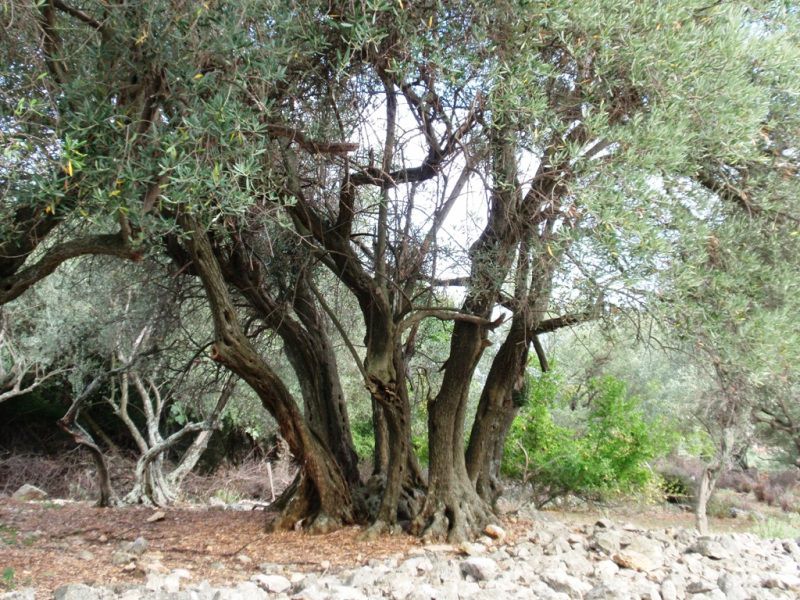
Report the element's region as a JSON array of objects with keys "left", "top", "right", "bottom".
[
  {"left": 412, "top": 128, "right": 520, "bottom": 541},
  {"left": 220, "top": 245, "right": 361, "bottom": 490},
  {"left": 182, "top": 216, "right": 354, "bottom": 531}
]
